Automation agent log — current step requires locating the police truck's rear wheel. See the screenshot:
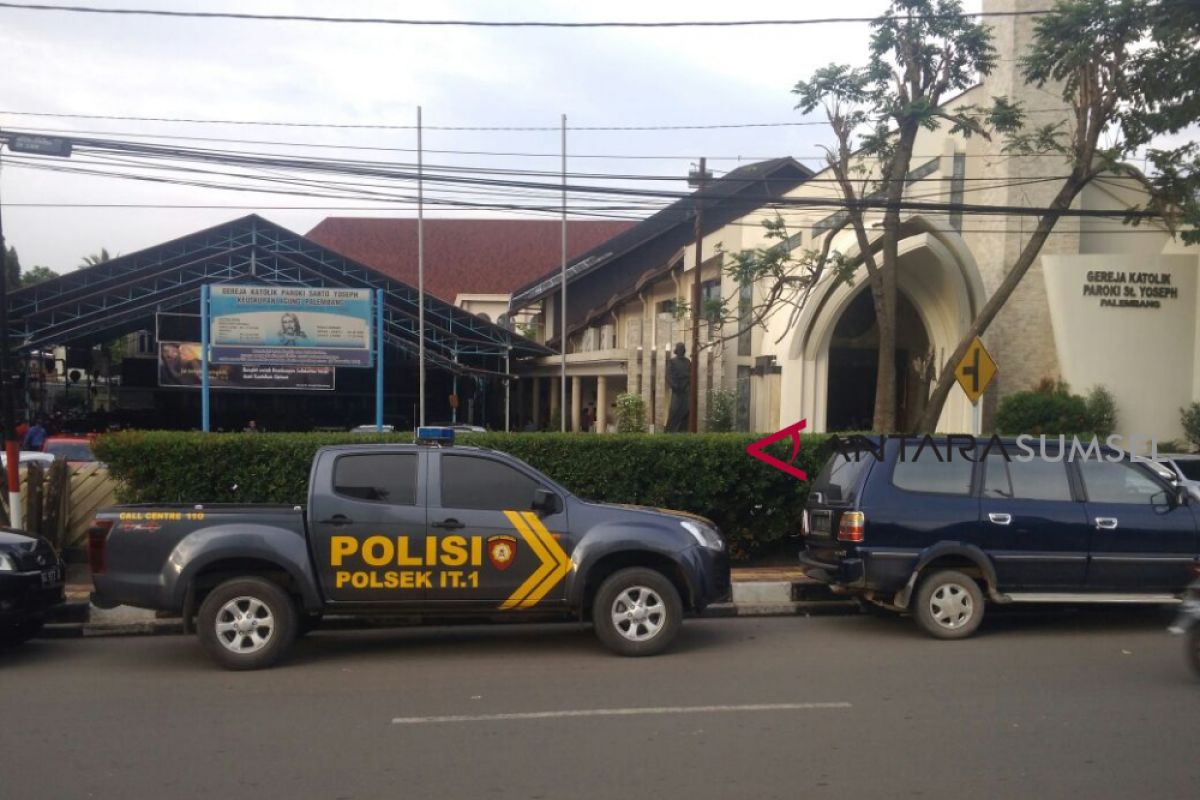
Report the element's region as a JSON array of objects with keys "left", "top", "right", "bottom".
[
  {"left": 593, "top": 568, "right": 682, "bottom": 657},
  {"left": 914, "top": 569, "right": 984, "bottom": 640},
  {"left": 197, "top": 577, "right": 297, "bottom": 670}
]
